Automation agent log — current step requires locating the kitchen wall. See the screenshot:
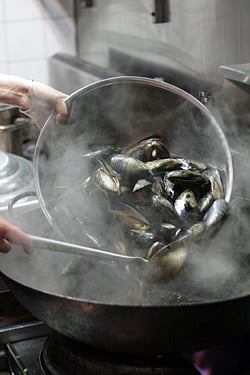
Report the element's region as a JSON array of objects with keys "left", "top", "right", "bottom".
[
  {"left": 76, "top": 0, "right": 250, "bottom": 89},
  {"left": 0, "top": 0, "right": 76, "bottom": 84}
]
